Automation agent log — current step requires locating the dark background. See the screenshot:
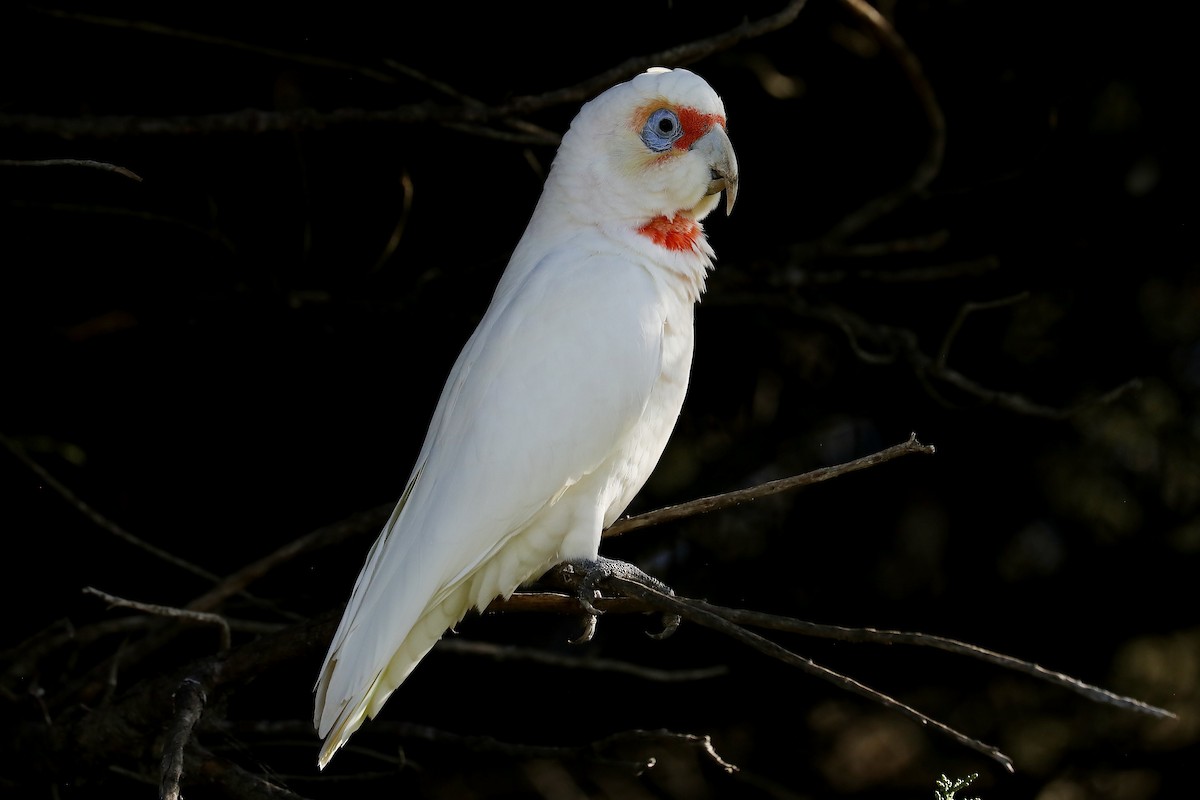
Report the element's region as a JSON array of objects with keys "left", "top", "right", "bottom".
[{"left": 2, "top": 1, "right": 1196, "bottom": 798}]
